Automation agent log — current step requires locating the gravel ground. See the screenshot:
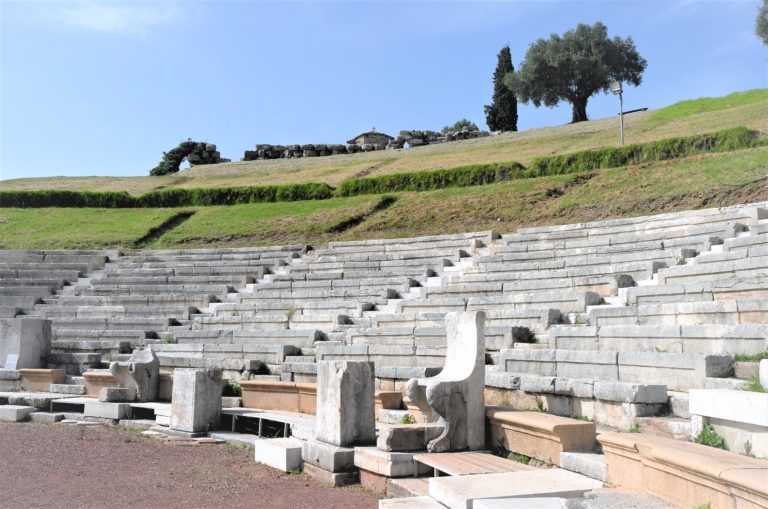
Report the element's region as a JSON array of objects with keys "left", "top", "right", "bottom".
[{"left": 0, "top": 422, "right": 378, "bottom": 509}]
